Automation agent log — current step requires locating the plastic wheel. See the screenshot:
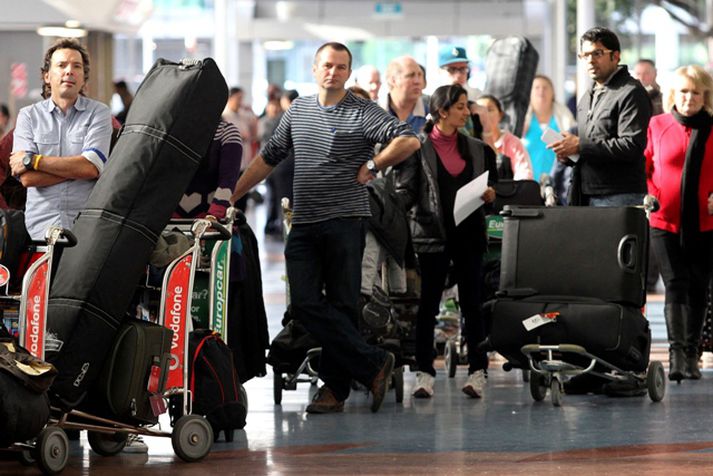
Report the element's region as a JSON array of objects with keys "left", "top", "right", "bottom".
[
  {"left": 647, "top": 360, "right": 666, "bottom": 402},
  {"left": 87, "top": 431, "right": 127, "bottom": 456},
  {"left": 34, "top": 427, "right": 69, "bottom": 475},
  {"left": 550, "top": 378, "right": 562, "bottom": 407},
  {"left": 393, "top": 367, "right": 404, "bottom": 403},
  {"left": 529, "top": 373, "right": 548, "bottom": 402},
  {"left": 172, "top": 415, "right": 213, "bottom": 463},
  {"left": 445, "top": 340, "right": 458, "bottom": 378},
  {"left": 17, "top": 449, "right": 36, "bottom": 466},
  {"left": 273, "top": 371, "right": 284, "bottom": 405}
]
